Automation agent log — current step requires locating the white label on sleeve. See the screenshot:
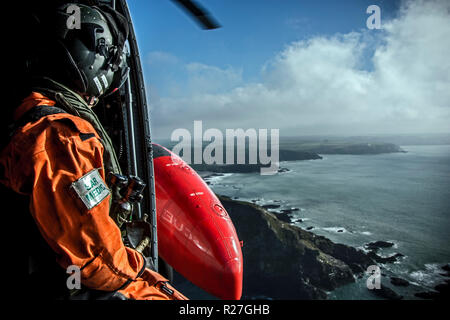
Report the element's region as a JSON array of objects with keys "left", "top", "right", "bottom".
[{"left": 71, "top": 169, "right": 110, "bottom": 210}]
